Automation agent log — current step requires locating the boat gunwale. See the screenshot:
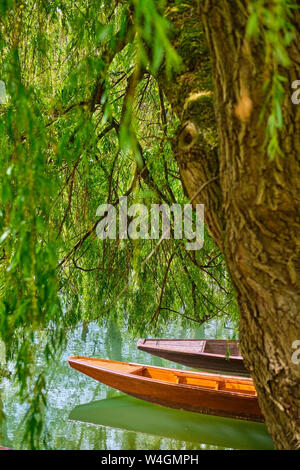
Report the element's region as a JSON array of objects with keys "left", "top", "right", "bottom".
[{"left": 68, "top": 356, "right": 257, "bottom": 399}]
